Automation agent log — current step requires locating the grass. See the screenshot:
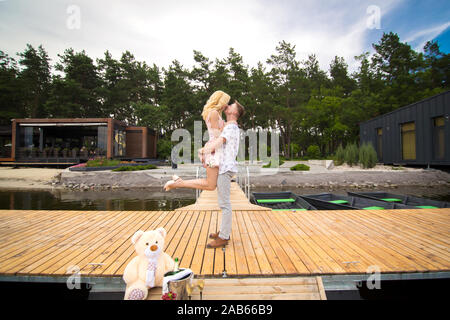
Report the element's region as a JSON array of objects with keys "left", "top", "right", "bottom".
[
  {"left": 86, "top": 158, "right": 121, "bottom": 167},
  {"left": 290, "top": 163, "right": 310, "bottom": 171},
  {"left": 112, "top": 164, "right": 158, "bottom": 171},
  {"left": 392, "top": 166, "right": 405, "bottom": 170}
]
